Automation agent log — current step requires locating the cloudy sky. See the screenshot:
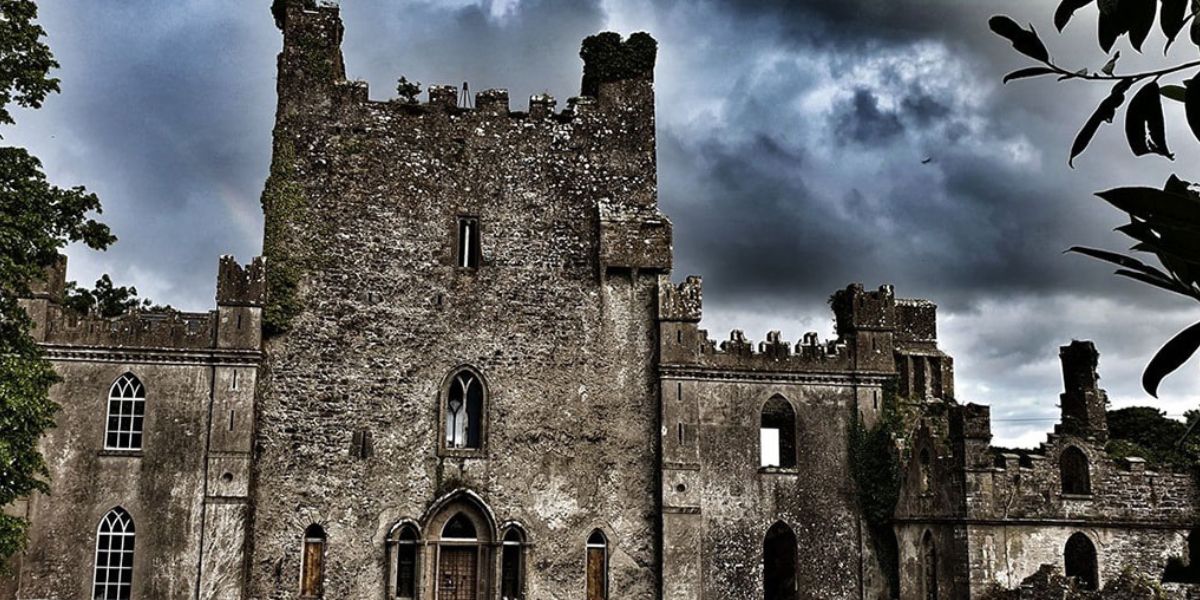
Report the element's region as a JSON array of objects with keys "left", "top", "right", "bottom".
[{"left": 9, "top": 0, "right": 1200, "bottom": 446}]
